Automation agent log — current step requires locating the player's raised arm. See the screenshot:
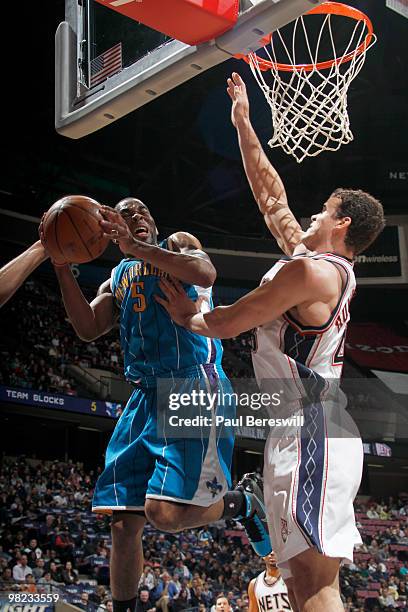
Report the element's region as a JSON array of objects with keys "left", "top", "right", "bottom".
[
  {"left": 54, "top": 265, "right": 118, "bottom": 342},
  {"left": 227, "top": 72, "right": 303, "bottom": 255},
  {"left": 0, "top": 241, "right": 49, "bottom": 308}
]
